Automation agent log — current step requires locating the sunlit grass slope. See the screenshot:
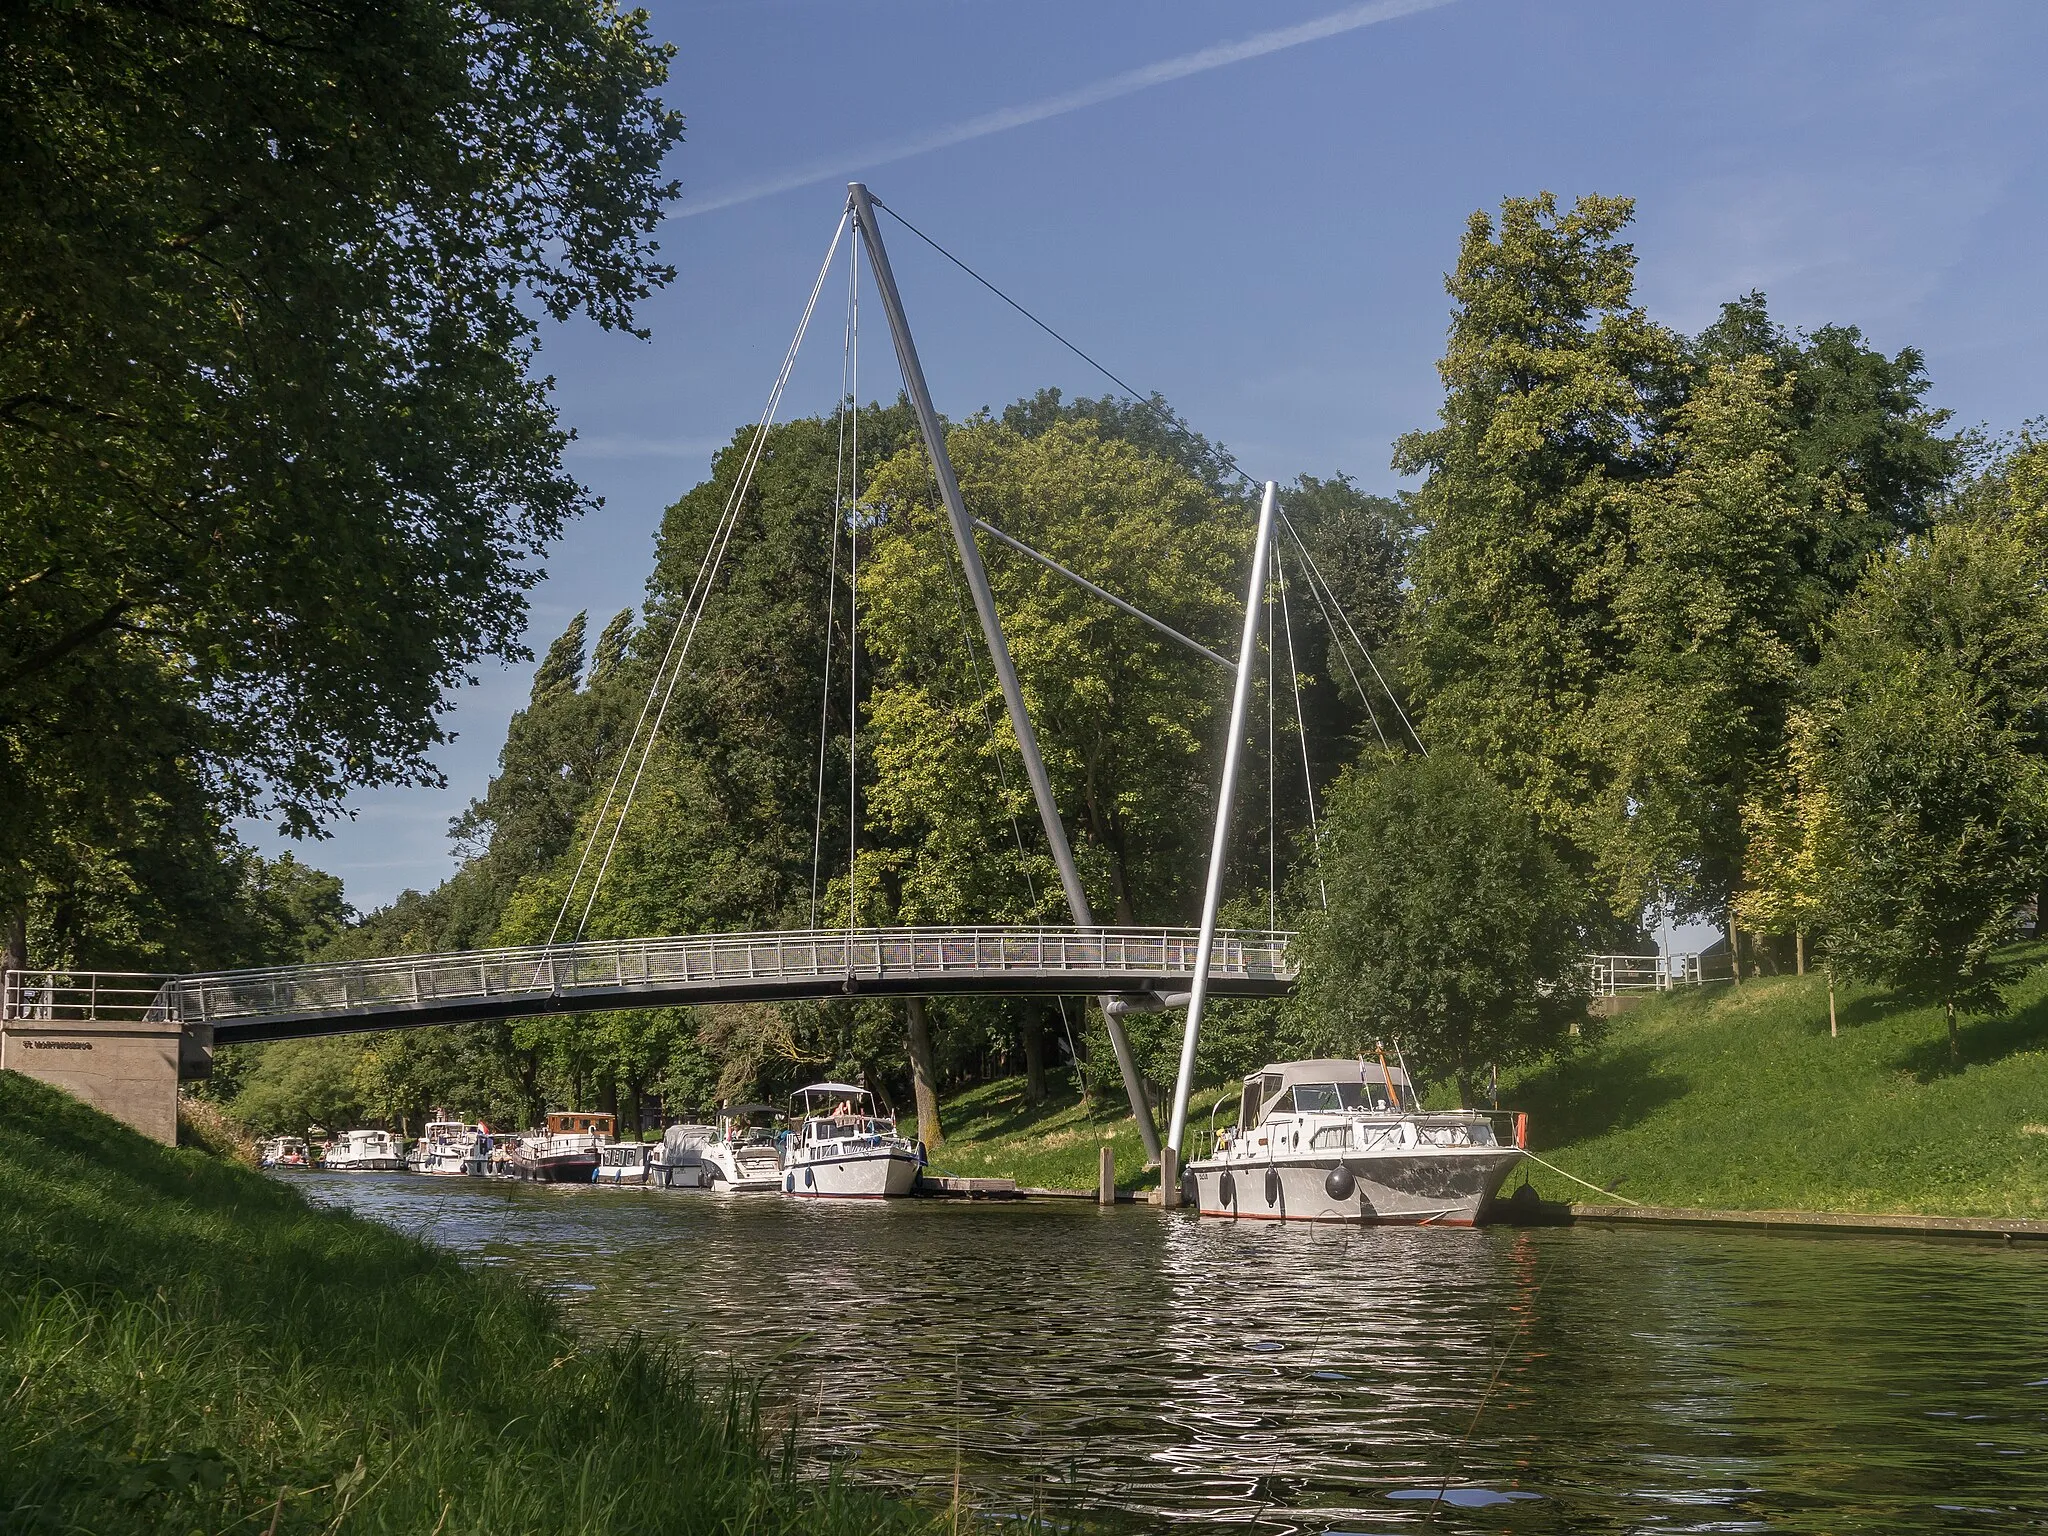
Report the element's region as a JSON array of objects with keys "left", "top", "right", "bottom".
[
  {"left": 1508, "top": 954, "right": 2048, "bottom": 1218},
  {"left": 924, "top": 1076, "right": 1169, "bottom": 1192},
  {"left": 0, "top": 1072, "right": 943, "bottom": 1535},
  {"left": 931, "top": 954, "right": 2048, "bottom": 1217}
]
